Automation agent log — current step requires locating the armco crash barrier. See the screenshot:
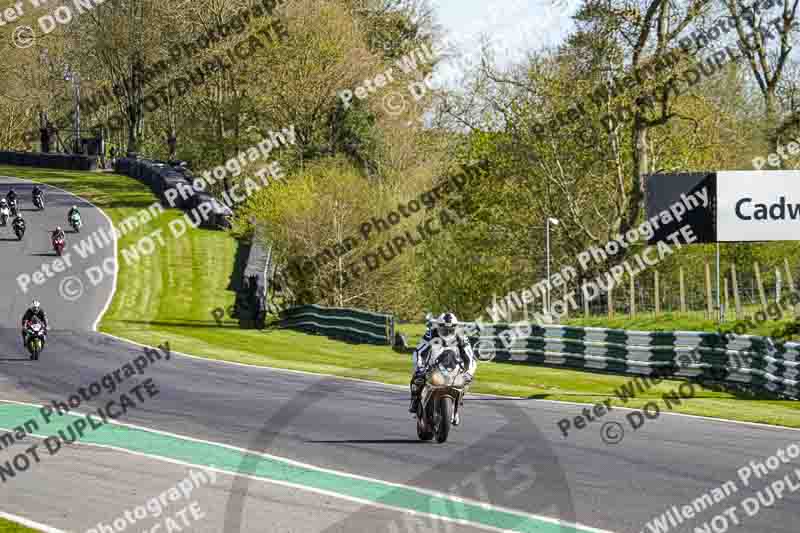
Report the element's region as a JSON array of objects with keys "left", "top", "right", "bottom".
[
  {"left": 0, "top": 150, "right": 98, "bottom": 171},
  {"left": 465, "top": 323, "right": 800, "bottom": 399},
  {"left": 115, "top": 157, "right": 232, "bottom": 228},
  {"left": 278, "top": 304, "right": 395, "bottom": 346},
  {"left": 115, "top": 157, "right": 192, "bottom": 206}
]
